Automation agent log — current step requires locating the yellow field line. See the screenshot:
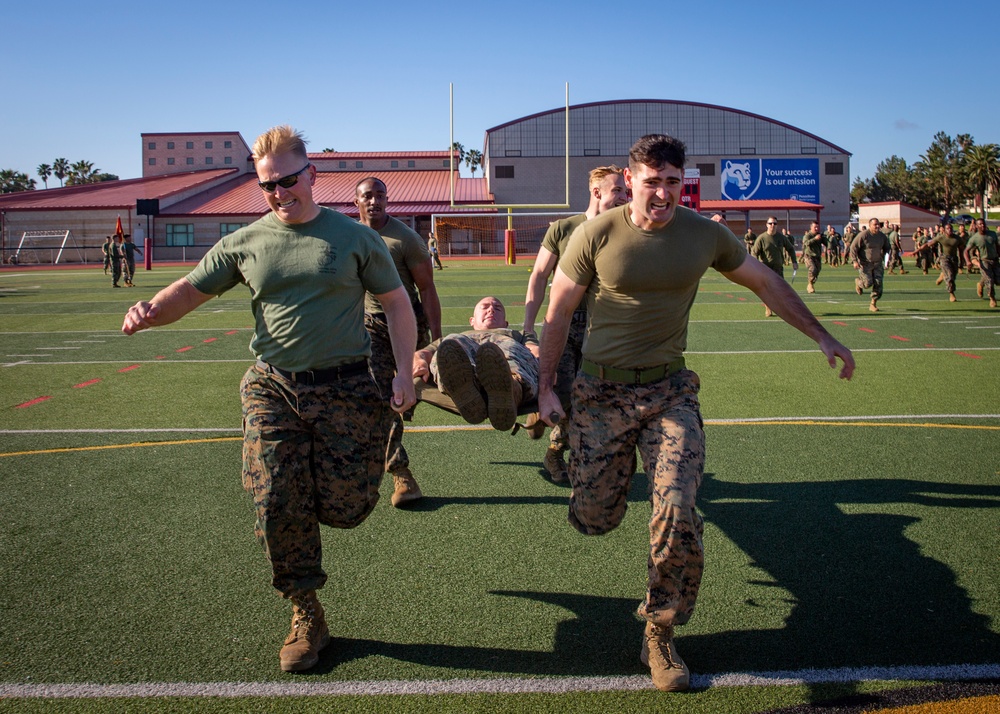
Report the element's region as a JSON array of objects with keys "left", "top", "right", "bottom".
[{"left": 1, "top": 420, "right": 997, "bottom": 458}]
